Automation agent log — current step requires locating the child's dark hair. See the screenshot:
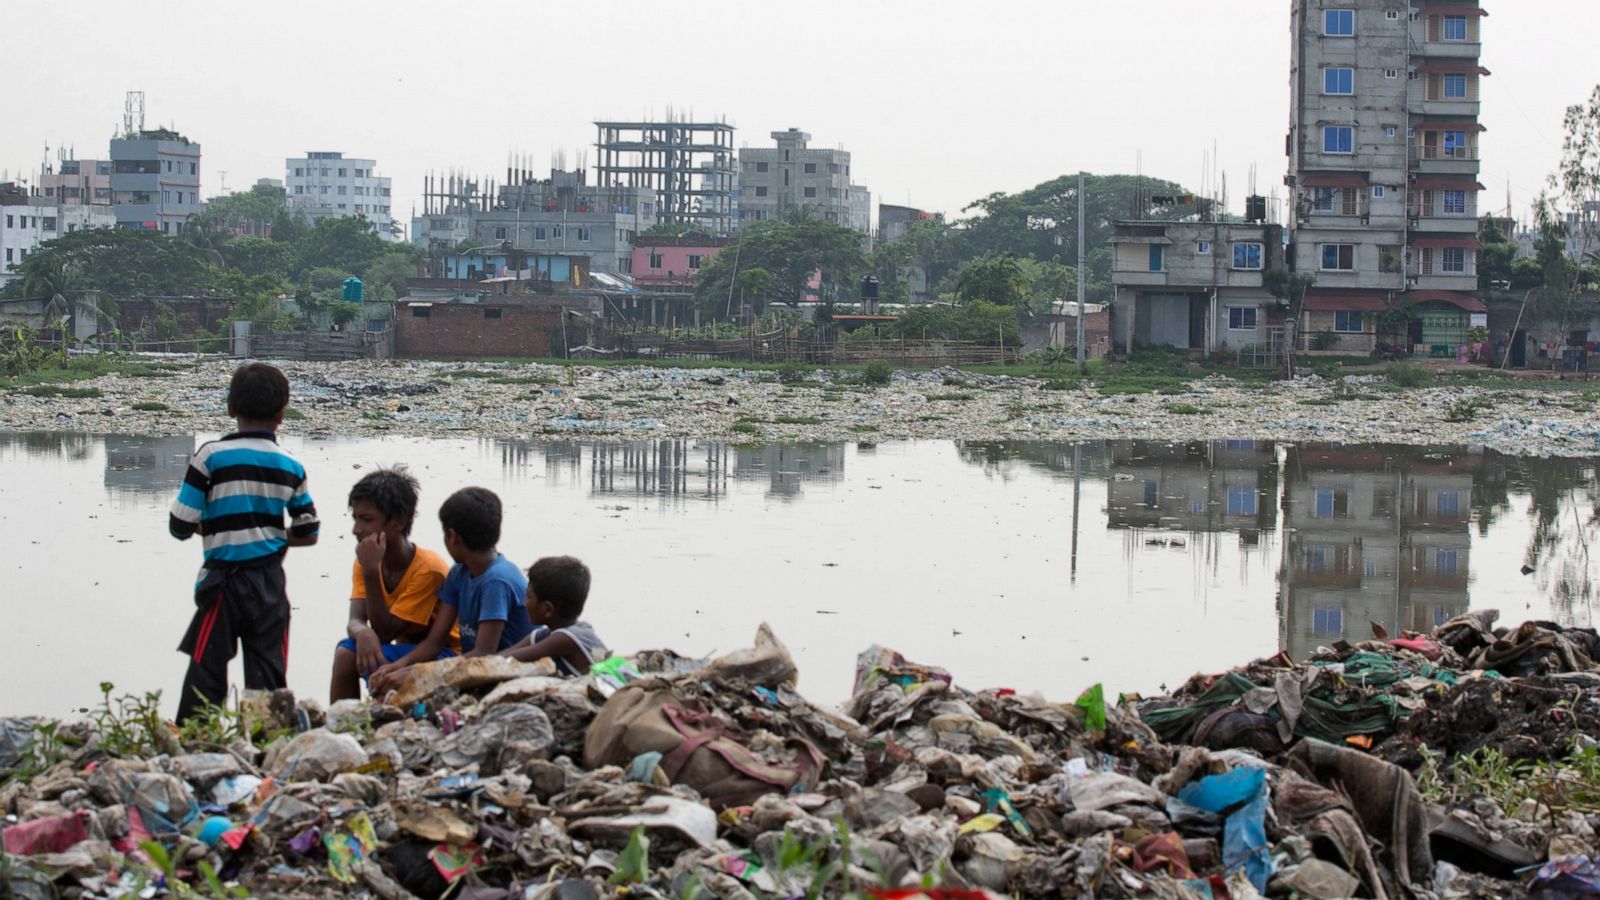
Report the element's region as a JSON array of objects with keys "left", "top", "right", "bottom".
[
  {"left": 438, "top": 487, "right": 501, "bottom": 552},
  {"left": 227, "top": 363, "right": 291, "bottom": 421},
  {"left": 528, "top": 556, "right": 591, "bottom": 618},
  {"left": 348, "top": 466, "right": 420, "bottom": 535}
]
